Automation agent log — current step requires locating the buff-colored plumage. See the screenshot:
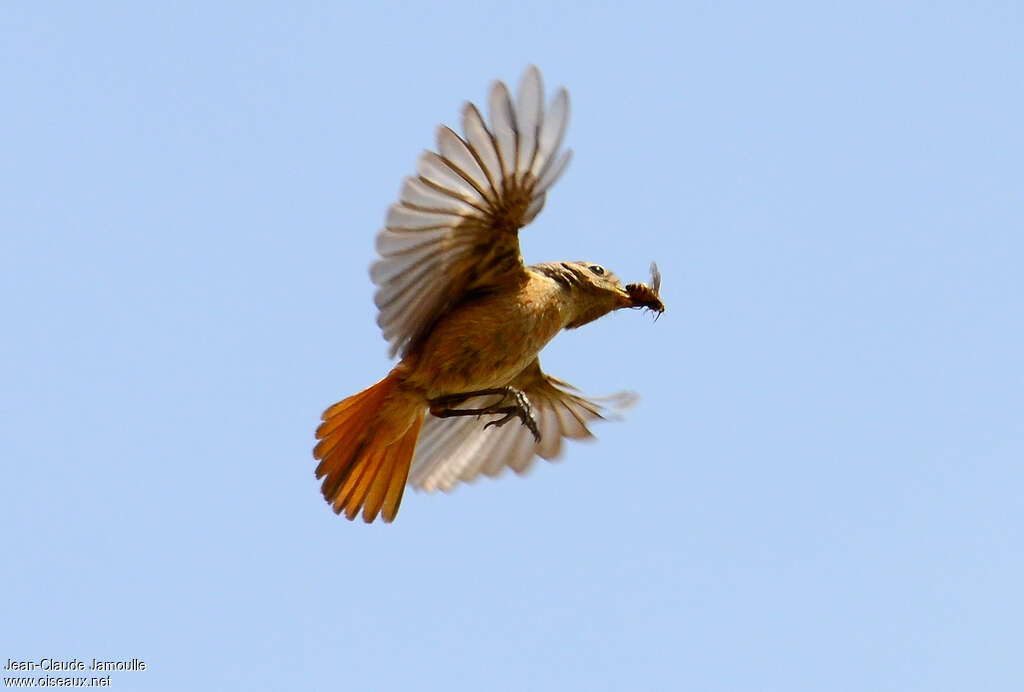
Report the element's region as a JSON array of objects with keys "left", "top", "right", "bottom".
[{"left": 314, "top": 67, "right": 663, "bottom": 523}]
